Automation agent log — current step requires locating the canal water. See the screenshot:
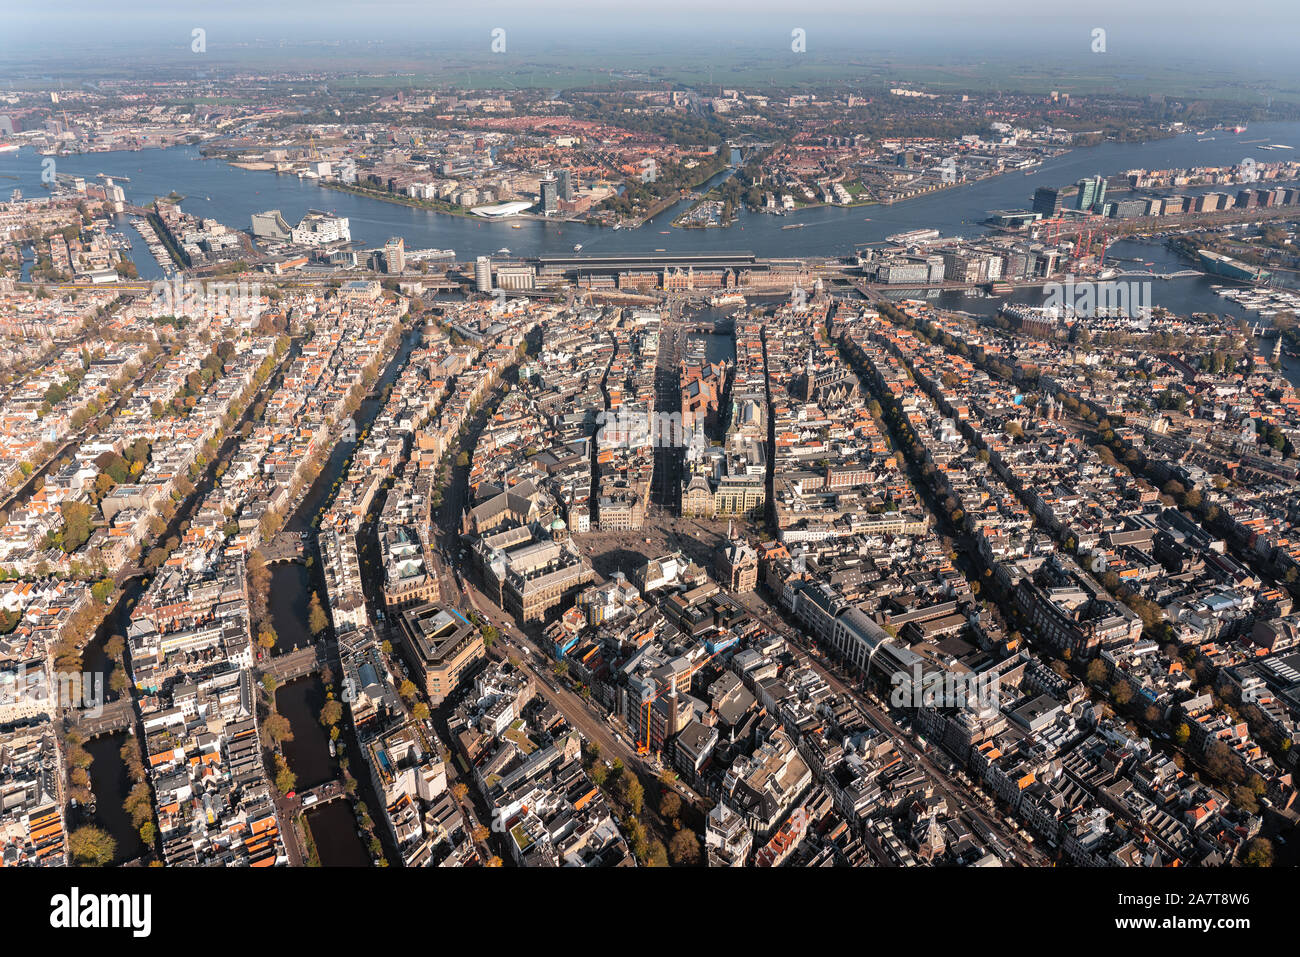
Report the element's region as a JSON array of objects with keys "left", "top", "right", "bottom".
[
  {"left": 275, "top": 675, "right": 338, "bottom": 791},
  {"left": 3, "top": 121, "right": 1298, "bottom": 266},
  {"left": 285, "top": 325, "right": 421, "bottom": 536},
  {"left": 261, "top": 322, "right": 422, "bottom": 864},
  {"left": 84, "top": 731, "right": 144, "bottom": 864},
  {"left": 304, "top": 799, "right": 371, "bottom": 867},
  {"left": 77, "top": 338, "right": 304, "bottom": 859},
  {"left": 268, "top": 562, "right": 314, "bottom": 656}
]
